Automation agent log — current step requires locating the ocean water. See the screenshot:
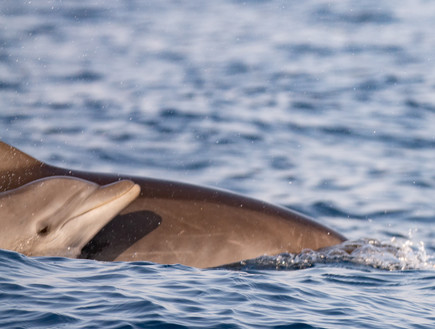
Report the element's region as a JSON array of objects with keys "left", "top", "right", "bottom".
[{"left": 0, "top": 0, "right": 434, "bottom": 328}]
